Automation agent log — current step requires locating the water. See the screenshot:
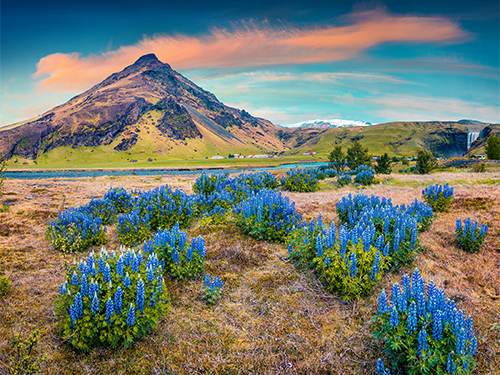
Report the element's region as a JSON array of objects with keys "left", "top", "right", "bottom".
[
  {"left": 4, "top": 162, "right": 328, "bottom": 180},
  {"left": 467, "top": 132, "right": 480, "bottom": 150}
]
